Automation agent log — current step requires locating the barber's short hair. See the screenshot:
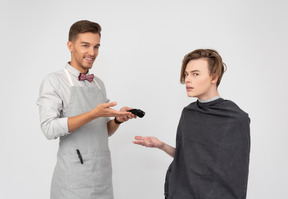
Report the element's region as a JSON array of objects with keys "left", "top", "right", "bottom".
[
  {"left": 180, "top": 49, "right": 227, "bottom": 86},
  {"left": 69, "top": 20, "right": 102, "bottom": 42}
]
